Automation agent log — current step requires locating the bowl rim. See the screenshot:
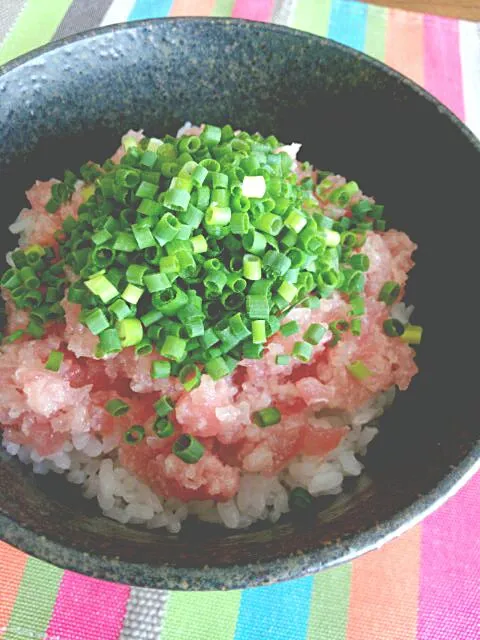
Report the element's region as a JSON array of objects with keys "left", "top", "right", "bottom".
[{"left": 0, "top": 16, "right": 479, "bottom": 590}]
